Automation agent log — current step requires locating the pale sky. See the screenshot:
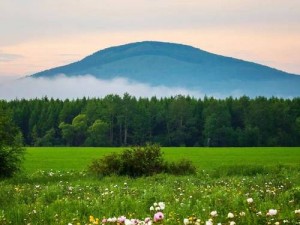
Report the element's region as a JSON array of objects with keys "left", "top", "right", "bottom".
[{"left": 1, "top": 0, "right": 300, "bottom": 78}]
